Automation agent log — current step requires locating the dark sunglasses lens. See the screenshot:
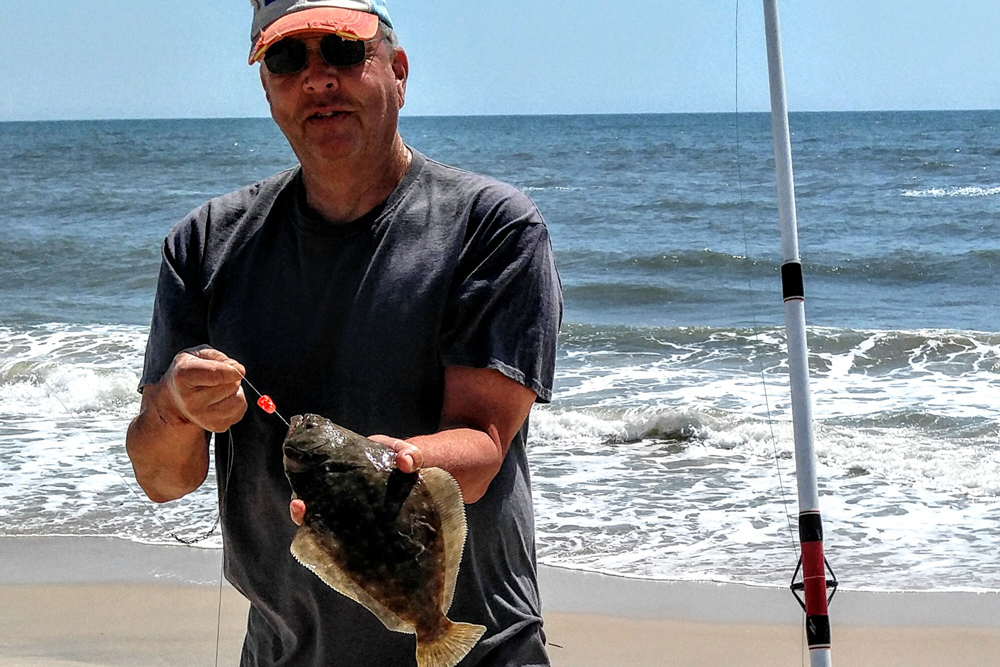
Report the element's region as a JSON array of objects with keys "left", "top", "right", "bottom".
[
  {"left": 264, "top": 39, "right": 308, "bottom": 74},
  {"left": 320, "top": 35, "right": 367, "bottom": 67}
]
